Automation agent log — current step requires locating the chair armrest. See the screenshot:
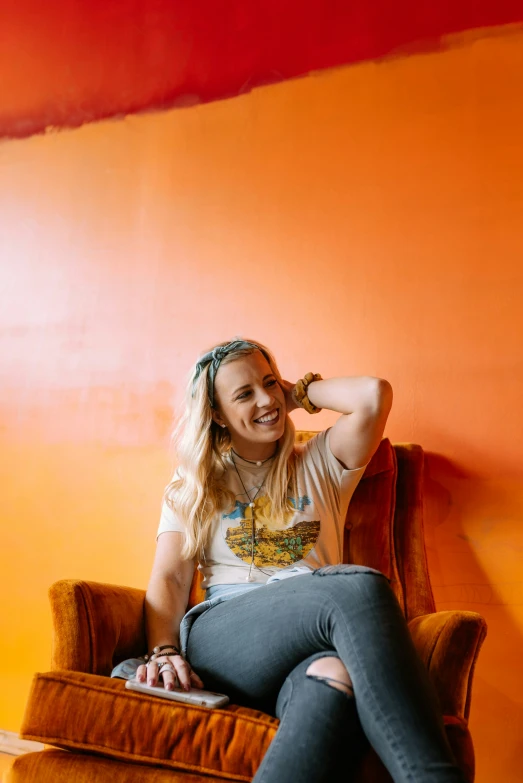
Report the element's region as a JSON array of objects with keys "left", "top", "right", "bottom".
[
  {"left": 49, "top": 580, "right": 146, "bottom": 676},
  {"left": 408, "top": 610, "right": 487, "bottom": 721}
]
